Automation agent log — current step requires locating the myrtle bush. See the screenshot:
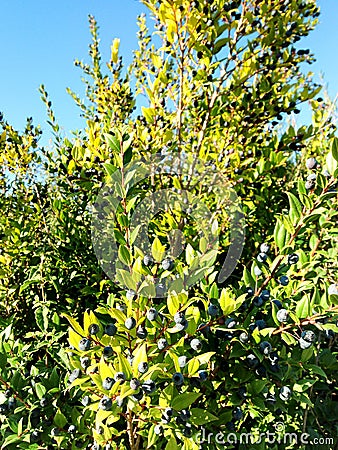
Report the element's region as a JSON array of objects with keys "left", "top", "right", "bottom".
[
  {"left": 63, "top": 143, "right": 338, "bottom": 450},
  {"left": 0, "top": 0, "right": 338, "bottom": 449}
]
